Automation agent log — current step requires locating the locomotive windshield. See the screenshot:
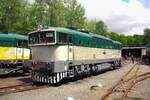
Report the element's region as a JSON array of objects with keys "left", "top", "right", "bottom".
[{"left": 29, "top": 31, "right": 55, "bottom": 45}]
